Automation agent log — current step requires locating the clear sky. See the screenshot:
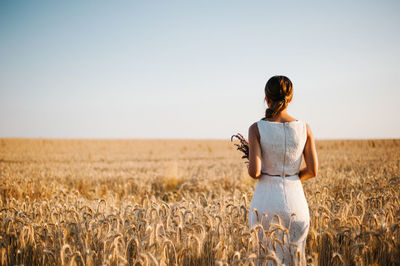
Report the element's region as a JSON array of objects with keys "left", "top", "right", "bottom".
[{"left": 1, "top": 0, "right": 399, "bottom": 139}]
